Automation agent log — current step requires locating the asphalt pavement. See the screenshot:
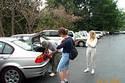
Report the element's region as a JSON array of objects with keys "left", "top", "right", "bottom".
[{"left": 26, "top": 34, "right": 125, "bottom": 83}]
